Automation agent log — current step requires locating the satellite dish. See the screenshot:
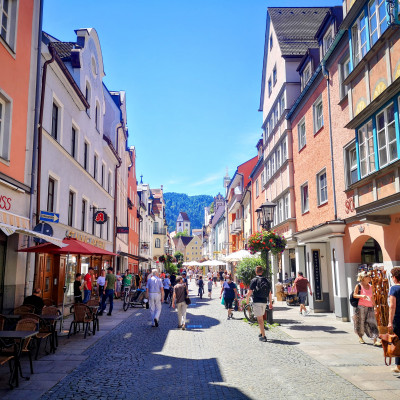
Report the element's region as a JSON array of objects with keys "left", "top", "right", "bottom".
[{"left": 33, "top": 223, "right": 53, "bottom": 244}]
